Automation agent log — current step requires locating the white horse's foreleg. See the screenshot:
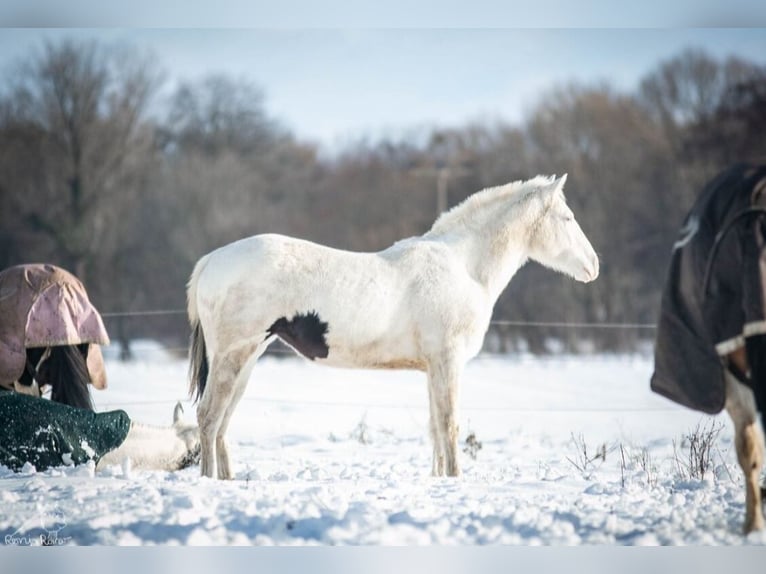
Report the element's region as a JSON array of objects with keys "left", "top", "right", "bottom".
[
  {"left": 427, "top": 377, "right": 445, "bottom": 476},
  {"left": 725, "top": 371, "right": 765, "bottom": 533},
  {"left": 428, "top": 356, "right": 462, "bottom": 477}
]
